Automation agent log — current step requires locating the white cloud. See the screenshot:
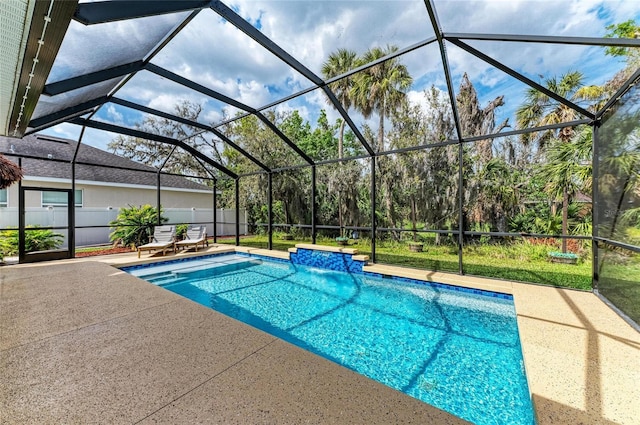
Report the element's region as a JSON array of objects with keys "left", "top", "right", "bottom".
[
  {"left": 40, "top": 122, "right": 81, "bottom": 140},
  {"left": 38, "top": 123, "right": 118, "bottom": 151},
  {"left": 274, "top": 102, "right": 310, "bottom": 122},
  {"left": 237, "top": 80, "right": 272, "bottom": 107},
  {"left": 105, "top": 104, "right": 124, "bottom": 125},
  {"left": 202, "top": 108, "right": 225, "bottom": 125},
  {"left": 407, "top": 90, "right": 431, "bottom": 114}
]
